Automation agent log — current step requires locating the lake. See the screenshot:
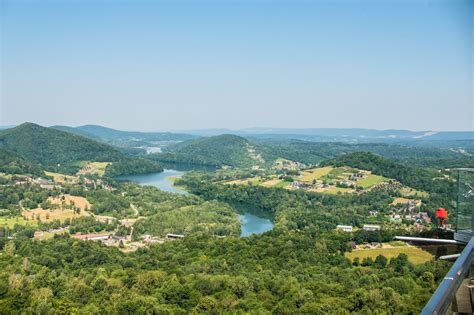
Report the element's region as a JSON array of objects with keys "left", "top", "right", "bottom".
[
  {"left": 118, "top": 169, "right": 275, "bottom": 236},
  {"left": 116, "top": 169, "right": 188, "bottom": 194},
  {"left": 239, "top": 213, "right": 274, "bottom": 237}
]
